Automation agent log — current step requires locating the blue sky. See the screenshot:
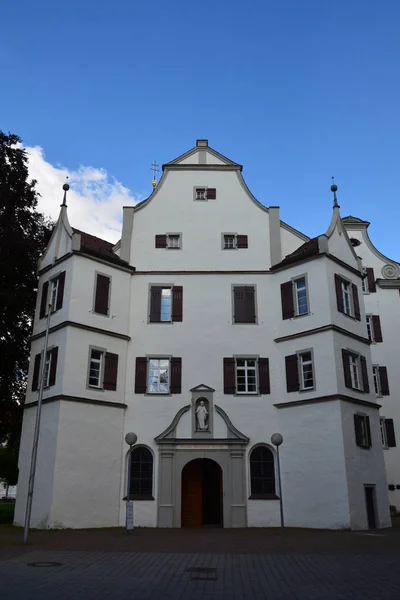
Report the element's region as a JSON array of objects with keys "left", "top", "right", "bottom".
[{"left": 2, "top": 0, "right": 400, "bottom": 257}]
